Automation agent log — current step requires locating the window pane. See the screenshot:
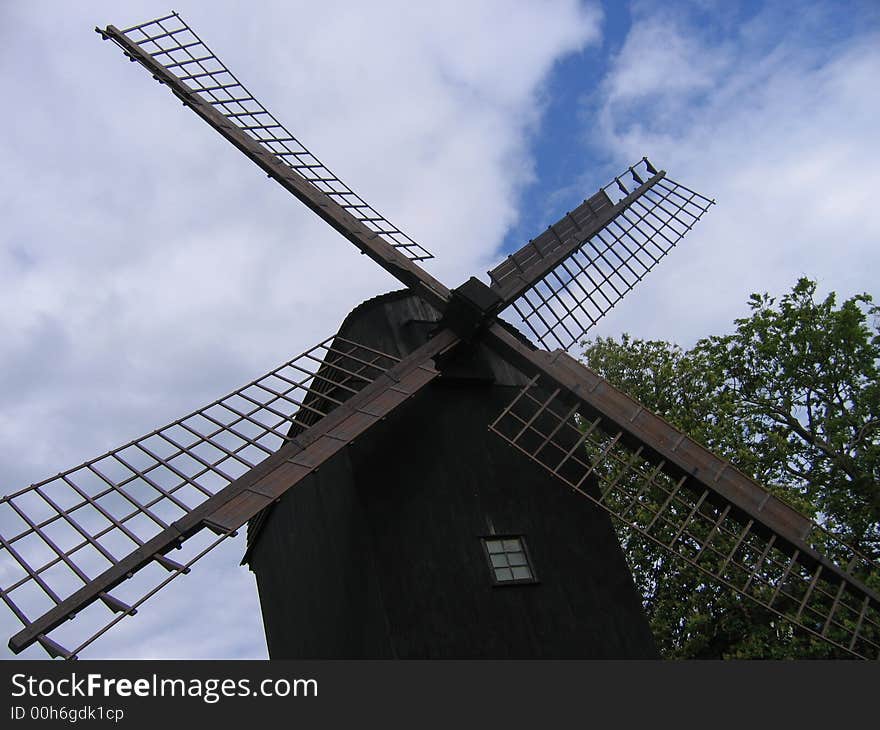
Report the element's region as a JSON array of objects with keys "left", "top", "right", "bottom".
[{"left": 483, "top": 536, "right": 535, "bottom": 583}]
